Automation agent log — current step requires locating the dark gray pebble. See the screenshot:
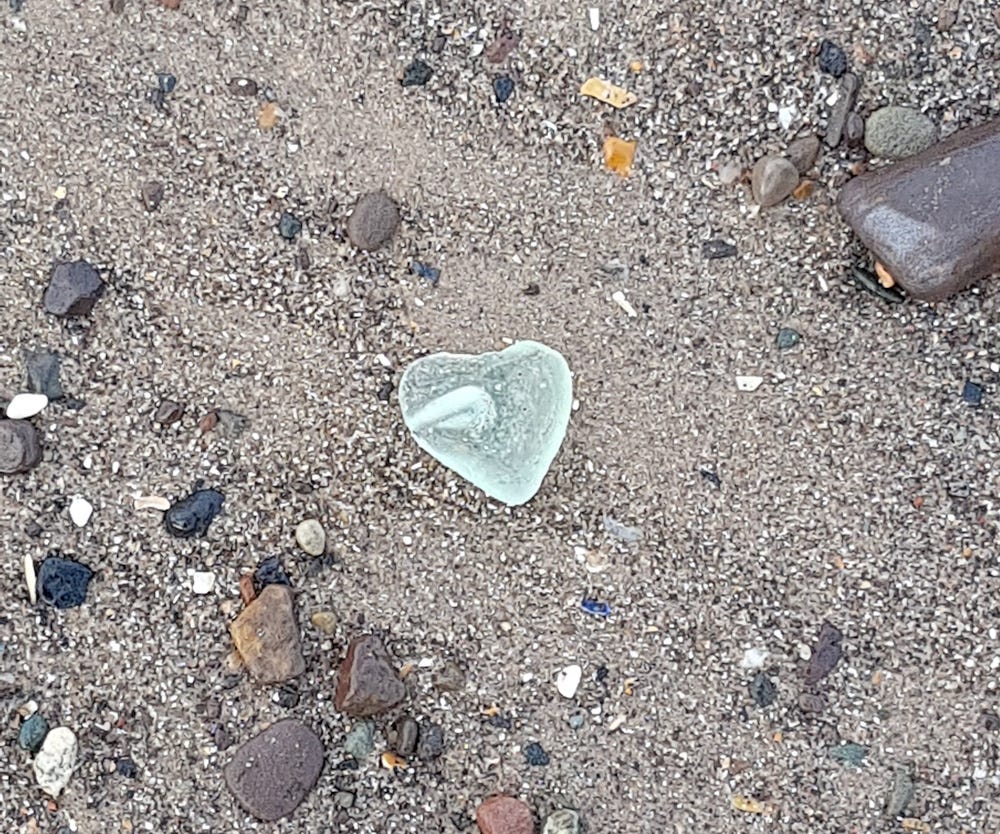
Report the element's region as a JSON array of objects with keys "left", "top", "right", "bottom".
[
  {"left": 493, "top": 76, "right": 515, "bottom": 104},
  {"left": 776, "top": 328, "right": 801, "bottom": 350},
  {"left": 278, "top": 211, "right": 302, "bottom": 240},
  {"left": 164, "top": 489, "right": 224, "bottom": 538},
  {"left": 390, "top": 716, "right": 419, "bottom": 758},
  {"left": 38, "top": 555, "right": 93, "bottom": 609},
  {"left": 702, "top": 239, "right": 738, "bottom": 260},
  {"left": 401, "top": 59, "right": 433, "bottom": 87},
  {"left": 416, "top": 722, "right": 445, "bottom": 760},
  {"left": 817, "top": 39, "right": 847, "bottom": 77},
  {"left": 962, "top": 381, "right": 983, "bottom": 406},
  {"left": 749, "top": 672, "right": 777, "bottom": 707},
  {"left": 43, "top": 260, "right": 105, "bottom": 317},
  {"left": 24, "top": 349, "right": 63, "bottom": 400},
  {"left": 18, "top": 714, "right": 48, "bottom": 753},
  {"left": 523, "top": 741, "right": 549, "bottom": 766}
]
